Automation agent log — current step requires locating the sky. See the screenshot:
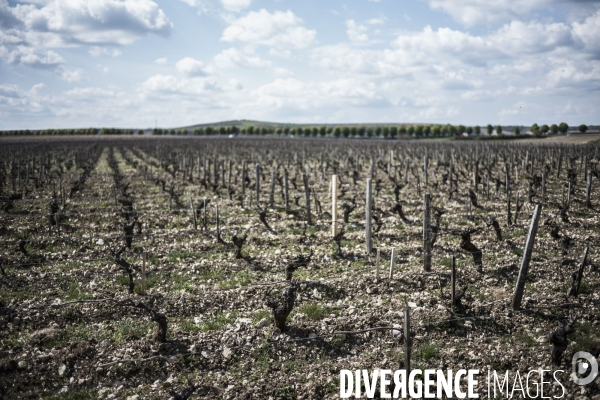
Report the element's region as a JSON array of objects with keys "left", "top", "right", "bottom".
[{"left": 1, "top": 0, "right": 599, "bottom": 130}]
